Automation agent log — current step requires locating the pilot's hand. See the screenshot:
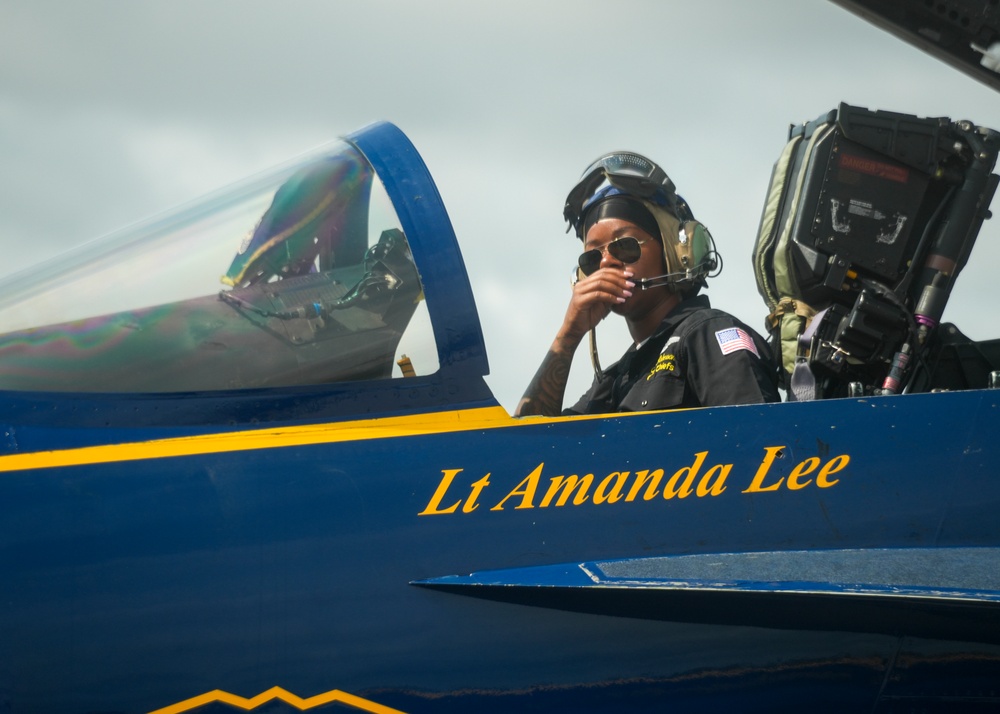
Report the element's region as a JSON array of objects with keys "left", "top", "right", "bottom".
[{"left": 556, "top": 268, "right": 634, "bottom": 345}]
